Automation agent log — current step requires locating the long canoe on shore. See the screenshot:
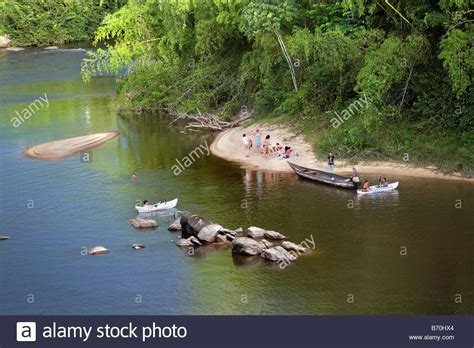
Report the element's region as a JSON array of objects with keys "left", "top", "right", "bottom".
[{"left": 288, "top": 162, "right": 360, "bottom": 189}]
